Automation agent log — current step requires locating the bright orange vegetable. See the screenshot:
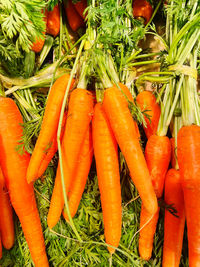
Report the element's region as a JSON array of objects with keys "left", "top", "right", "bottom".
[
  {"left": 102, "top": 85, "right": 158, "bottom": 215},
  {"left": 177, "top": 125, "right": 200, "bottom": 266},
  {"left": 132, "top": 0, "right": 153, "bottom": 24},
  {"left": 93, "top": 103, "right": 121, "bottom": 254},
  {"left": 162, "top": 168, "right": 185, "bottom": 267},
  {"left": 136, "top": 91, "right": 160, "bottom": 139},
  {"left": 47, "top": 89, "right": 94, "bottom": 228},
  {"left": 46, "top": 4, "right": 60, "bottom": 37},
  {"left": 0, "top": 167, "right": 14, "bottom": 250},
  {"left": 0, "top": 97, "right": 49, "bottom": 267},
  {"left": 63, "top": 125, "right": 93, "bottom": 220},
  {"left": 27, "top": 74, "right": 75, "bottom": 183},
  {"left": 73, "top": 0, "right": 87, "bottom": 19}
]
